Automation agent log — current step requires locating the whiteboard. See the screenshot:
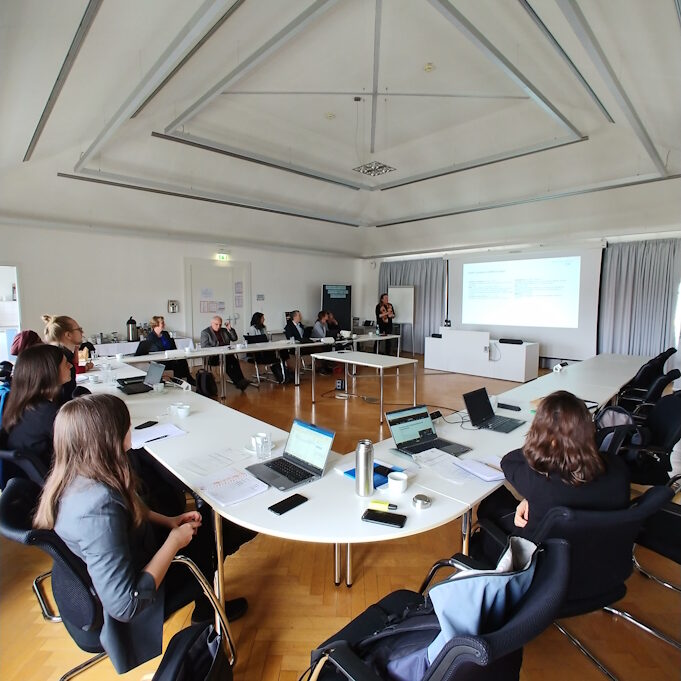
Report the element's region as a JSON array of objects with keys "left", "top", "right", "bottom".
[{"left": 388, "top": 286, "right": 414, "bottom": 325}]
